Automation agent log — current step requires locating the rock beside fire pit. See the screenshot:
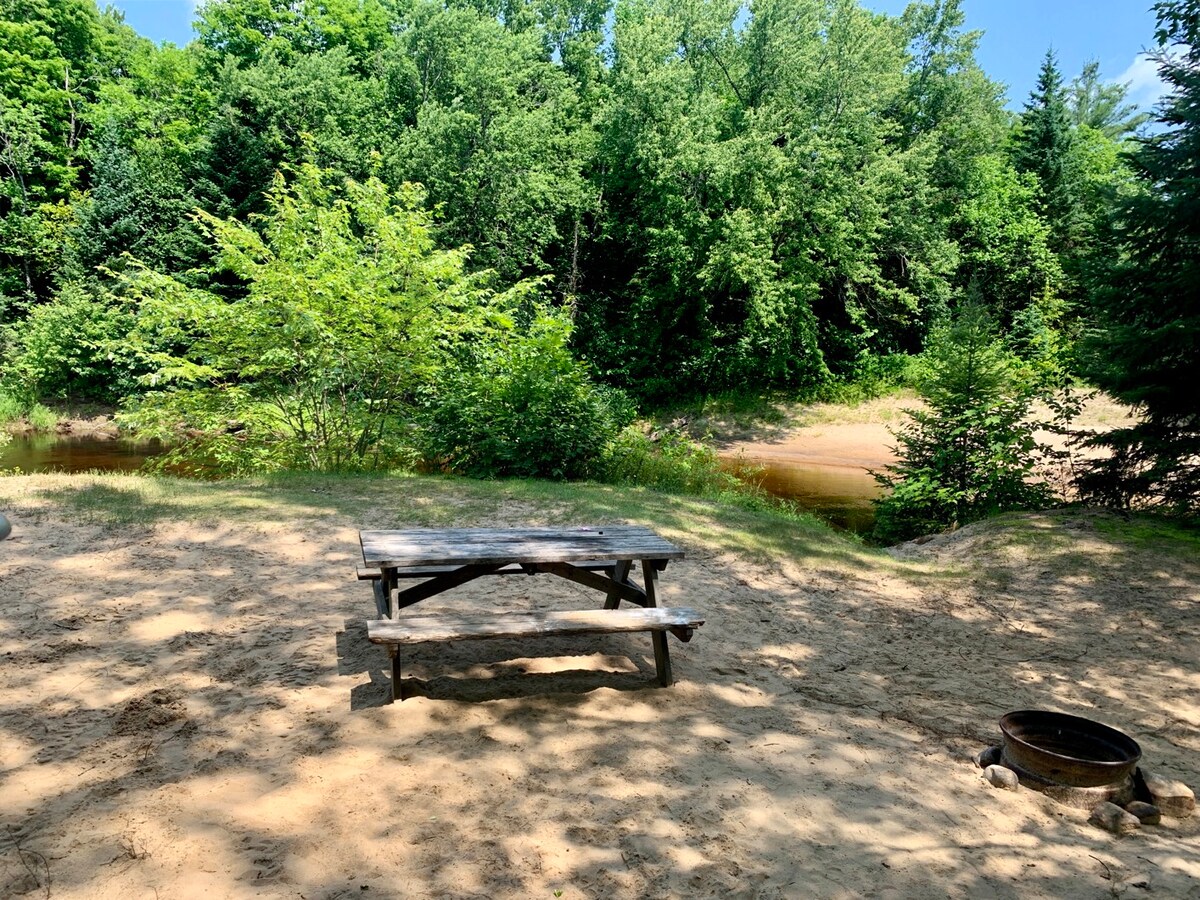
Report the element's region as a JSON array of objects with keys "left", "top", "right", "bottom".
[
  {"left": 984, "top": 764, "right": 1019, "bottom": 791},
  {"left": 999, "top": 751, "right": 1135, "bottom": 809},
  {"left": 1089, "top": 802, "right": 1141, "bottom": 836},
  {"left": 1139, "top": 770, "right": 1195, "bottom": 818},
  {"left": 974, "top": 746, "right": 1001, "bottom": 769},
  {"left": 1124, "top": 801, "right": 1162, "bottom": 825}
]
